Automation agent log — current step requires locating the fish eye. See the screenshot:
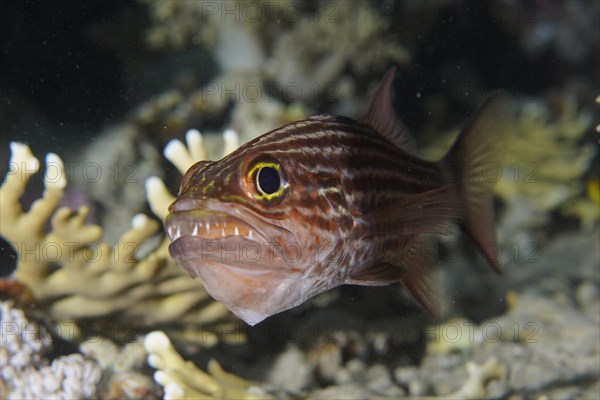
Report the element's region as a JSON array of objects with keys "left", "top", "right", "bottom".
[
  {"left": 256, "top": 166, "right": 280, "bottom": 195},
  {"left": 247, "top": 160, "right": 288, "bottom": 203}
]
